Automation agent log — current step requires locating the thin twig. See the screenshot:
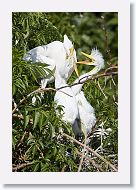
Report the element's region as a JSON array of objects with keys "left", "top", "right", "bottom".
[
  {"left": 17, "top": 131, "right": 27, "bottom": 148},
  {"left": 12, "top": 88, "right": 72, "bottom": 114},
  {"left": 78, "top": 136, "right": 87, "bottom": 172},
  {"left": 58, "top": 70, "right": 118, "bottom": 91},
  {"left": 12, "top": 67, "right": 118, "bottom": 114},
  {"left": 12, "top": 98, "right": 22, "bottom": 115},
  {"left": 12, "top": 162, "right": 34, "bottom": 171},
  {"left": 62, "top": 132, "right": 118, "bottom": 172},
  {"left": 105, "top": 65, "right": 118, "bottom": 73},
  {"left": 76, "top": 150, "right": 104, "bottom": 172},
  {"left": 97, "top": 80, "right": 107, "bottom": 99},
  {"left": 13, "top": 114, "right": 33, "bottom": 124},
  {"left": 36, "top": 144, "right": 44, "bottom": 159}
]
